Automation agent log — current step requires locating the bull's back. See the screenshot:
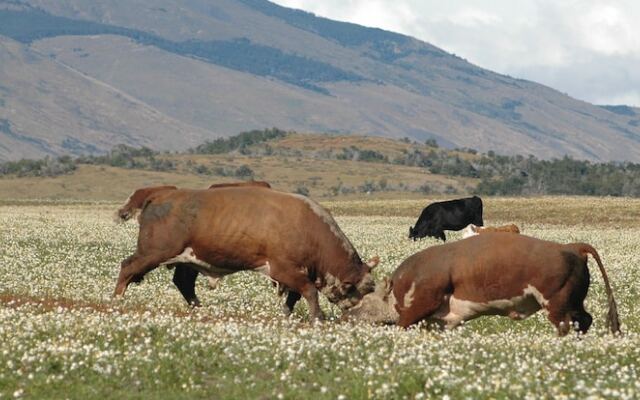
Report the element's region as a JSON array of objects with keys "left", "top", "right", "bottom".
[{"left": 143, "top": 188, "right": 328, "bottom": 261}]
